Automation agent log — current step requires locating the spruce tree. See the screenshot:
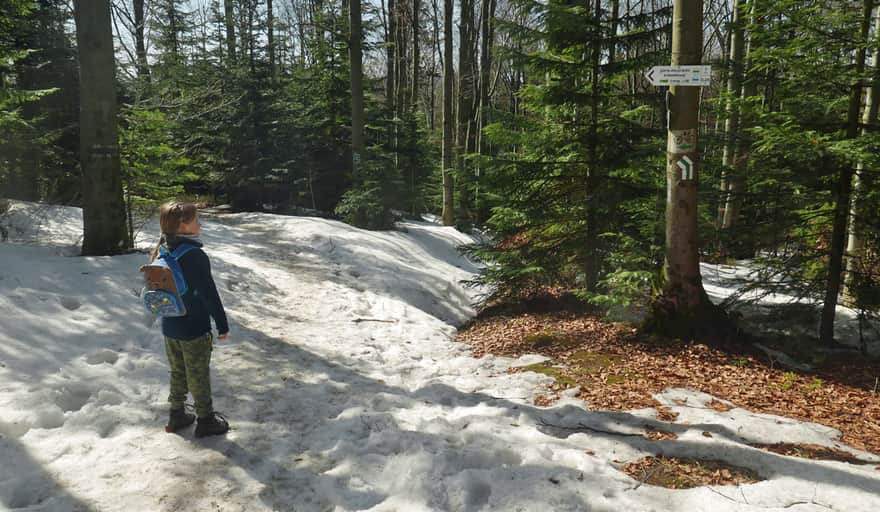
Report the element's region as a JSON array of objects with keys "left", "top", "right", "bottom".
[{"left": 465, "top": 0, "right": 673, "bottom": 307}]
